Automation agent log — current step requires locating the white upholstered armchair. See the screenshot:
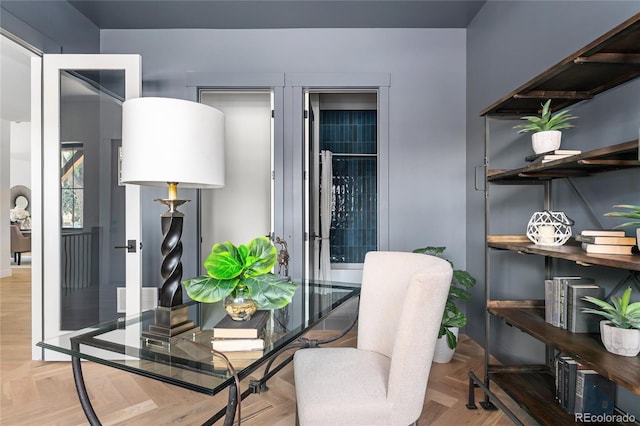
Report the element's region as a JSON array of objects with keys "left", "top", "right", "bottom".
[{"left": 294, "top": 251, "right": 453, "bottom": 426}]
